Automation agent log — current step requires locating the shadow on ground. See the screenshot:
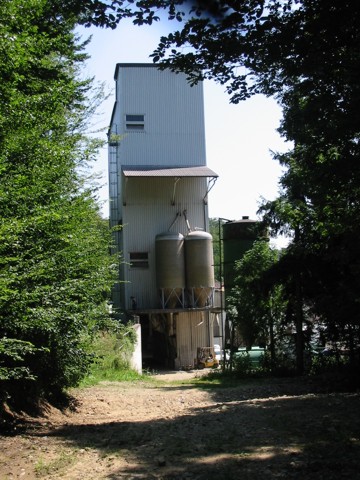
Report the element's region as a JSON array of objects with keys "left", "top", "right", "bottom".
[{"left": 36, "top": 379, "right": 360, "bottom": 480}]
